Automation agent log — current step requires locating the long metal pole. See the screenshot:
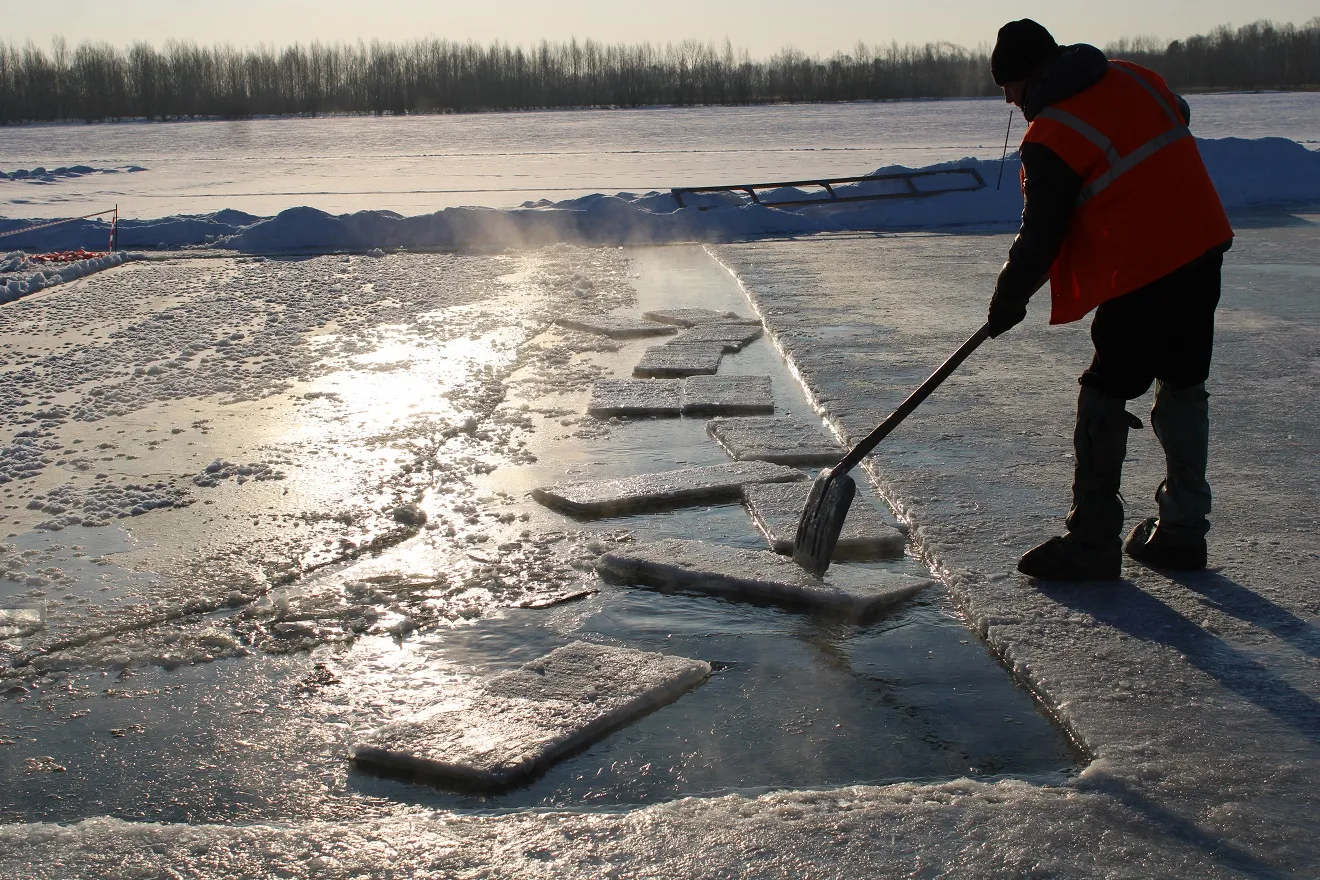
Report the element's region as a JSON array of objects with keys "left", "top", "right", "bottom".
[{"left": 996, "top": 111, "right": 1015, "bottom": 191}]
